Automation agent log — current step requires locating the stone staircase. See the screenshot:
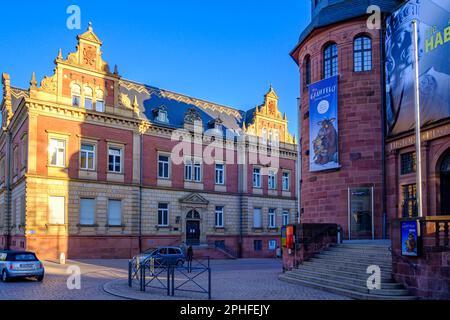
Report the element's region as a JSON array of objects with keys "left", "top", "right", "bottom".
[
  {"left": 192, "top": 244, "right": 237, "bottom": 260},
  {"left": 279, "top": 241, "right": 417, "bottom": 300}
]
